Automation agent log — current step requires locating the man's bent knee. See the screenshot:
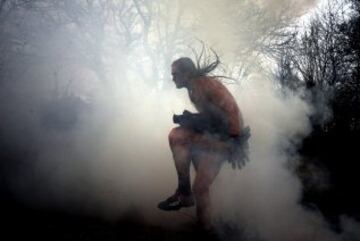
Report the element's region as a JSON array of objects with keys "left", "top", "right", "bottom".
[
  {"left": 193, "top": 181, "right": 210, "bottom": 196},
  {"left": 168, "top": 127, "right": 193, "bottom": 147}
]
